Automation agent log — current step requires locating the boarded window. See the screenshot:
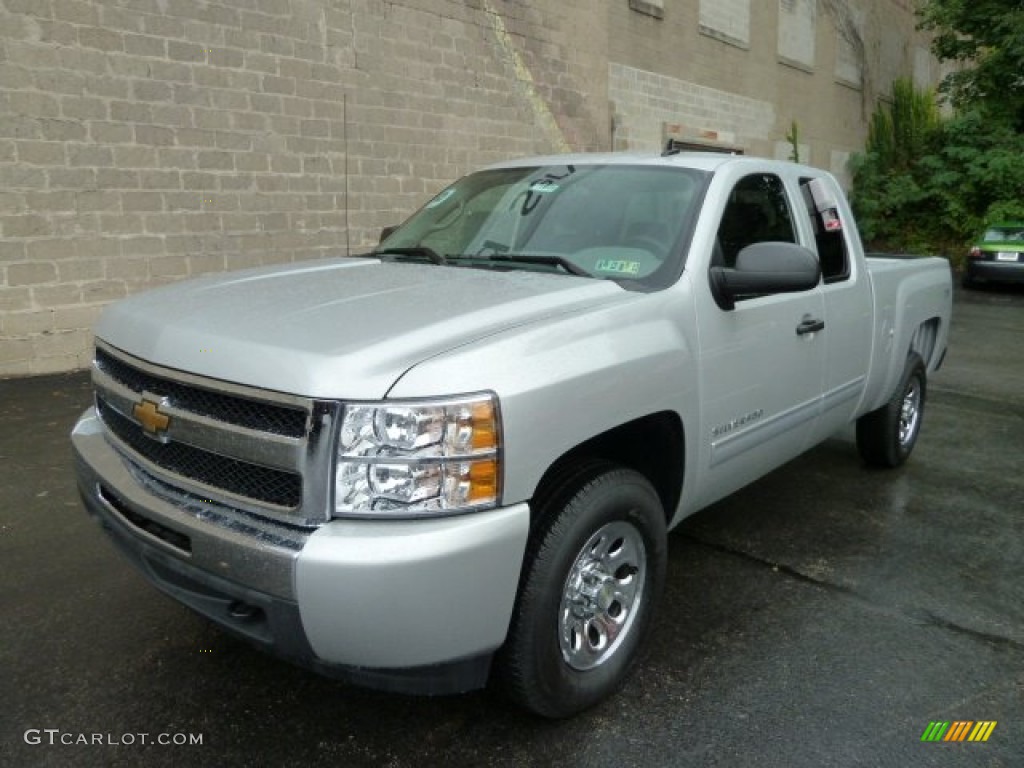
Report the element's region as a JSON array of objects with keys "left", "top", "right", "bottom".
[
  {"left": 777, "top": 0, "right": 816, "bottom": 70},
  {"left": 699, "top": 0, "right": 750, "bottom": 48},
  {"left": 629, "top": 0, "right": 664, "bottom": 19}
]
